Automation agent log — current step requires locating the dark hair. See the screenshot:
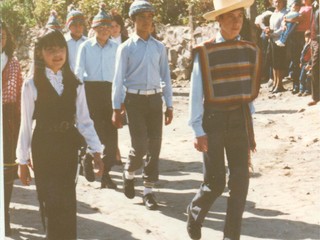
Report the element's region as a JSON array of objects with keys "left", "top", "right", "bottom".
[
  {"left": 34, "top": 28, "right": 80, "bottom": 90},
  {"left": 1, "top": 21, "right": 16, "bottom": 58},
  {"left": 305, "top": 29, "right": 311, "bottom": 37}
]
